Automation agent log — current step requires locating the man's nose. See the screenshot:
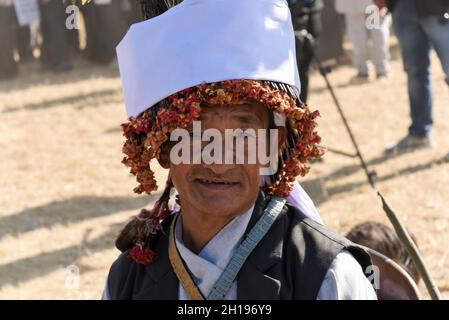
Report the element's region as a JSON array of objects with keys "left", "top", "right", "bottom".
[{"left": 201, "top": 163, "right": 236, "bottom": 175}]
